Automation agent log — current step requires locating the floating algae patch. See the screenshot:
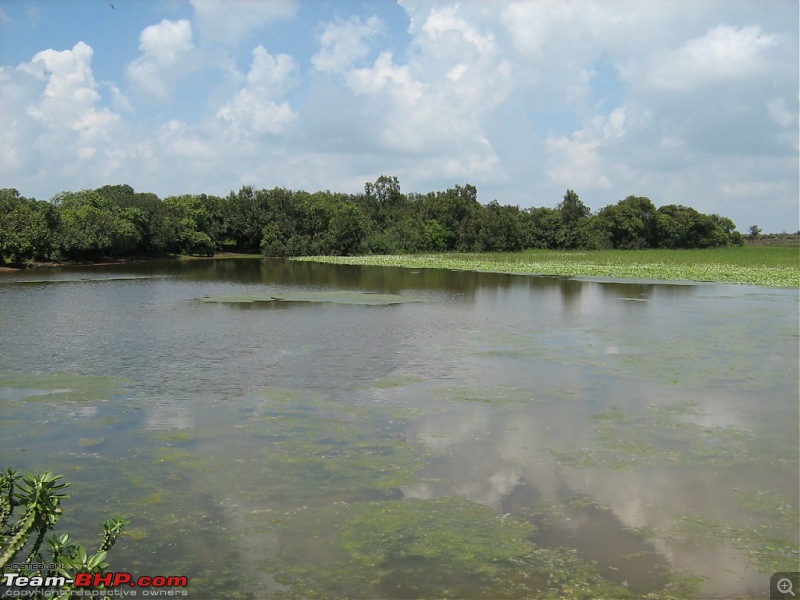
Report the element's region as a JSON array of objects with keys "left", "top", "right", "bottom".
[
  {"left": 0, "top": 371, "right": 127, "bottom": 403},
  {"left": 199, "top": 290, "right": 423, "bottom": 306},
  {"left": 268, "top": 497, "right": 635, "bottom": 599},
  {"left": 549, "top": 402, "right": 769, "bottom": 470},
  {"left": 472, "top": 316, "right": 796, "bottom": 389},
  {"left": 657, "top": 505, "right": 799, "bottom": 573},
  {"left": 148, "top": 429, "right": 196, "bottom": 443},
  {"left": 432, "top": 384, "right": 537, "bottom": 407},
  {"left": 77, "top": 437, "right": 104, "bottom": 447},
  {"left": 369, "top": 374, "right": 426, "bottom": 389},
  {"left": 242, "top": 391, "right": 429, "bottom": 504}
]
